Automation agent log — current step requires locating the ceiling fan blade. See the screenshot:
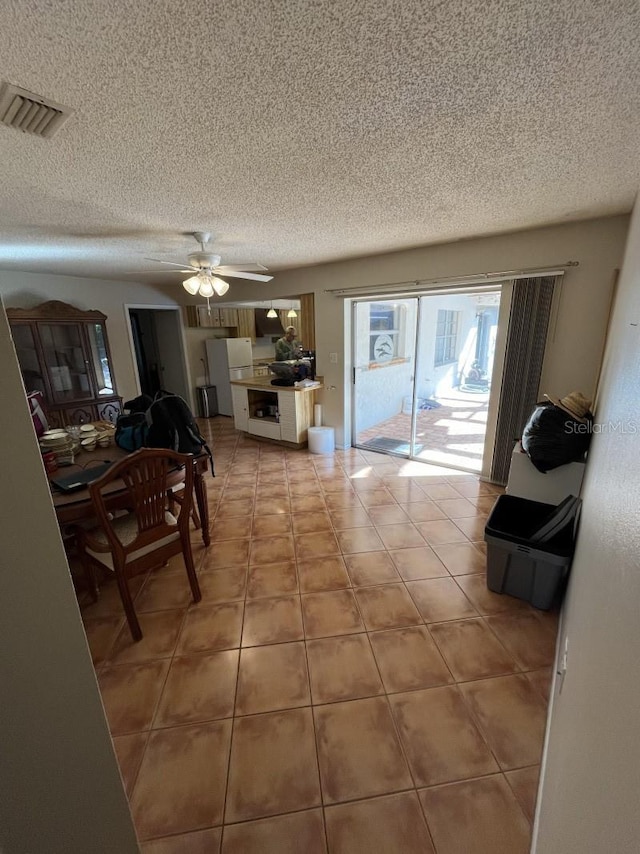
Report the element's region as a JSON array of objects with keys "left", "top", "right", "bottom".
[
  {"left": 144, "top": 257, "right": 198, "bottom": 270},
  {"left": 122, "top": 269, "right": 195, "bottom": 274},
  {"left": 218, "top": 270, "right": 273, "bottom": 282},
  {"left": 215, "top": 263, "right": 268, "bottom": 273}
]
